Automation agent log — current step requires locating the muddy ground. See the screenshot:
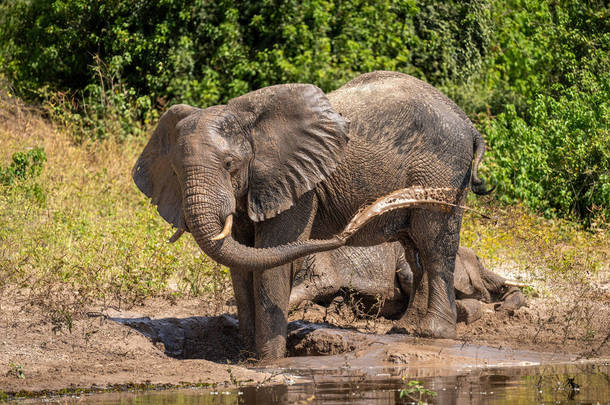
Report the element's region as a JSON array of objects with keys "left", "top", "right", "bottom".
[{"left": 1, "top": 276, "right": 609, "bottom": 397}]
